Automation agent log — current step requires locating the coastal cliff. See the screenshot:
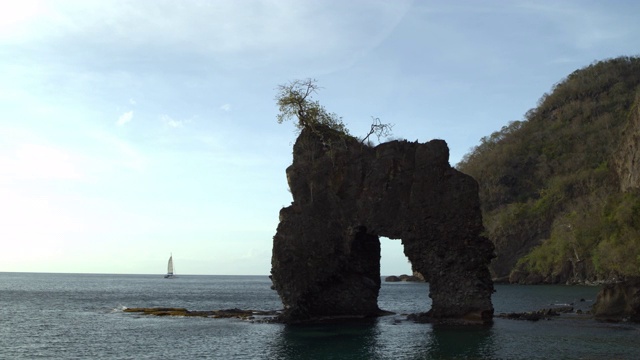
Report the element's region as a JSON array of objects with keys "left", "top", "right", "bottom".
[
  {"left": 270, "top": 125, "right": 494, "bottom": 324},
  {"left": 457, "top": 57, "right": 640, "bottom": 284},
  {"left": 614, "top": 94, "right": 640, "bottom": 192}
]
